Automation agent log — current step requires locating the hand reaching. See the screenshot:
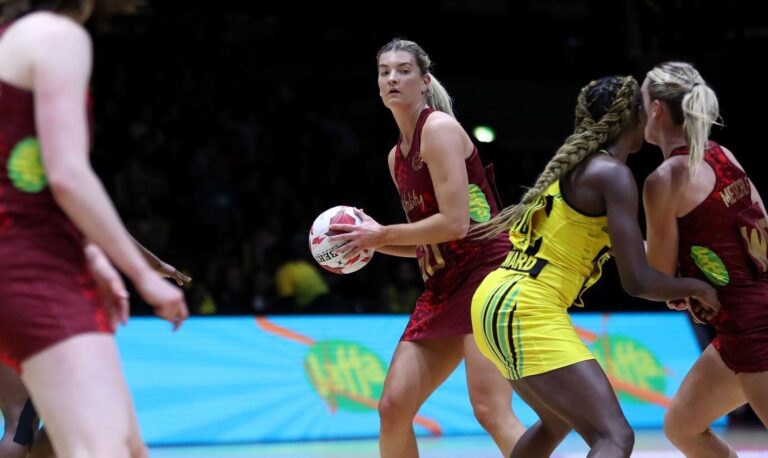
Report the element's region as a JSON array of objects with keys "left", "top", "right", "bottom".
[
  {"left": 156, "top": 261, "right": 192, "bottom": 286},
  {"left": 132, "top": 236, "right": 191, "bottom": 286},
  {"left": 328, "top": 208, "right": 385, "bottom": 260},
  {"left": 692, "top": 281, "right": 720, "bottom": 320},
  {"left": 86, "top": 246, "right": 129, "bottom": 328},
  {"left": 666, "top": 298, "right": 688, "bottom": 311},
  {"left": 666, "top": 280, "right": 720, "bottom": 324},
  {"left": 679, "top": 282, "right": 721, "bottom": 324},
  {"left": 686, "top": 298, "right": 712, "bottom": 324},
  {"left": 135, "top": 271, "right": 189, "bottom": 331}
]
